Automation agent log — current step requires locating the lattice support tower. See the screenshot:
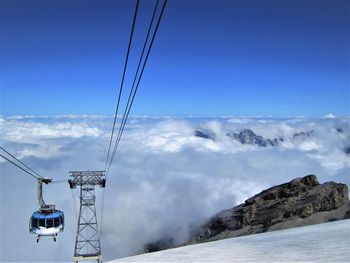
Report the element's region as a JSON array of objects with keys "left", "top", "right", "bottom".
[{"left": 69, "top": 171, "right": 106, "bottom": 263}]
